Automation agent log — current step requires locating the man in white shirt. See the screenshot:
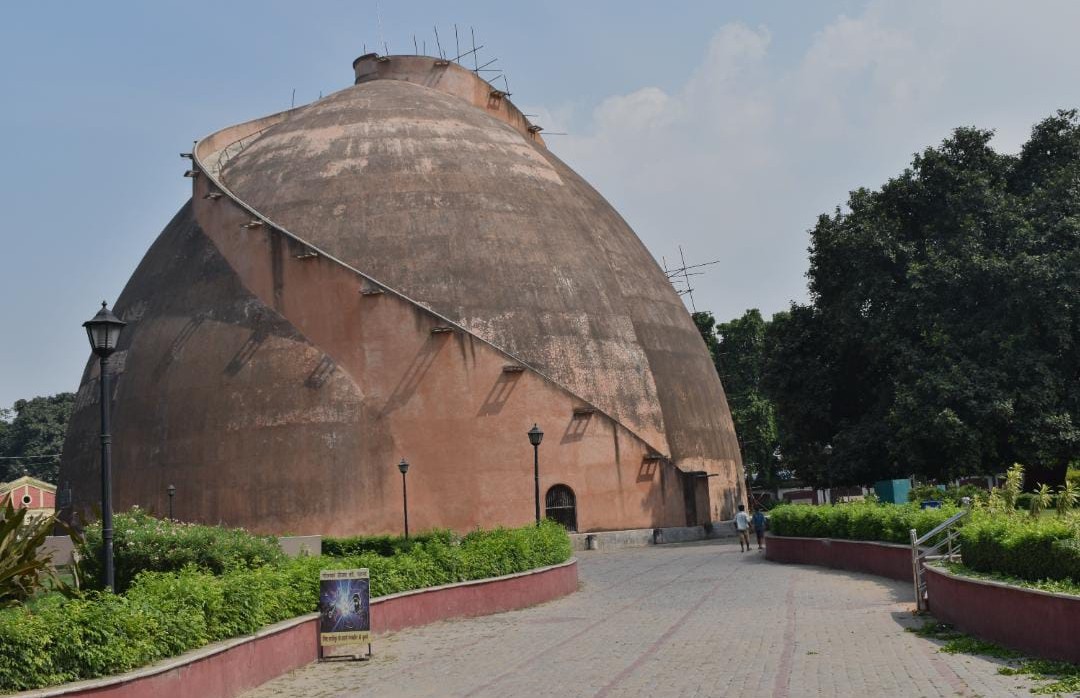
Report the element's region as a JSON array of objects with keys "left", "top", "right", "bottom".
[{"left": 734, "top": 504, "right": 751, "bottom": 552}]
